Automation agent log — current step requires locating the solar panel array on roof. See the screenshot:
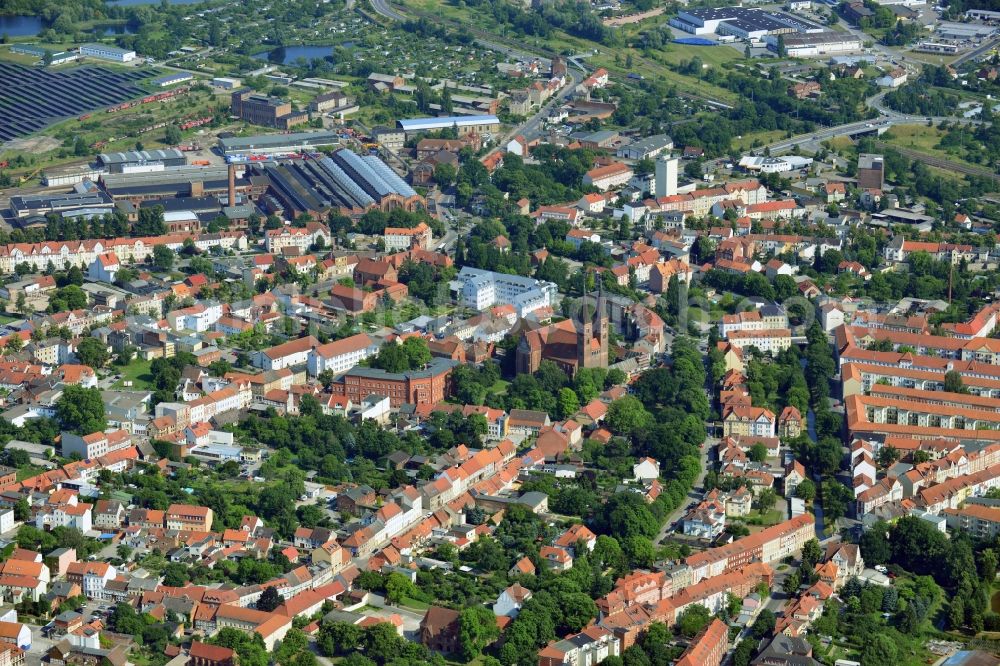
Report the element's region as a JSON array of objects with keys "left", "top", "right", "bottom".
[{"left": 0, "top": 63, "right": 150, "bottom": 142}]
